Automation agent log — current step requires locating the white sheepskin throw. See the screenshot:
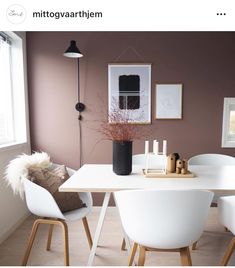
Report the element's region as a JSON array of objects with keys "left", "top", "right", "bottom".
[{"left": 5, "top": 152, "right": 51, "bottom": 199}]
